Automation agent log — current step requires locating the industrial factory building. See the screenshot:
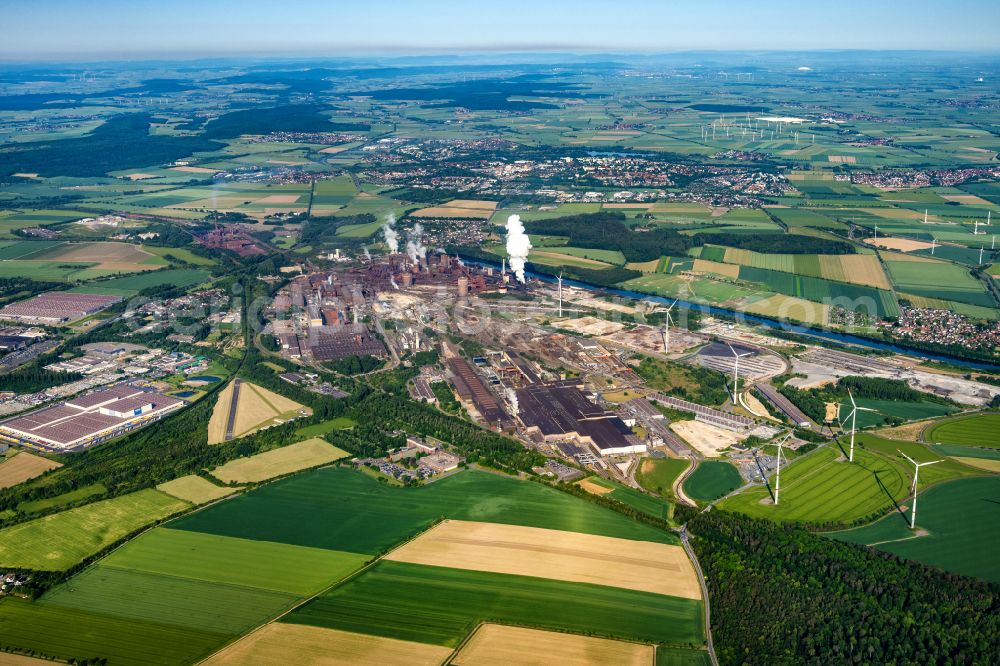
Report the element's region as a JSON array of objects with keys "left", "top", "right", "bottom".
[
  {"left": 0, "top": 292, "right": 122, "bottom": 325},
  {"left": 0, "top": 384, "right": 183, "bottom": 452},
  {"left": 515, "top": 380, "right": 646, "bottom": 456}
]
